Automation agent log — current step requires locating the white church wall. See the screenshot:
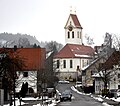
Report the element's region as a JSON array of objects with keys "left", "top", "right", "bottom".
[{"left": 54, "top": 58, "right": 81, "bottom": 79}]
